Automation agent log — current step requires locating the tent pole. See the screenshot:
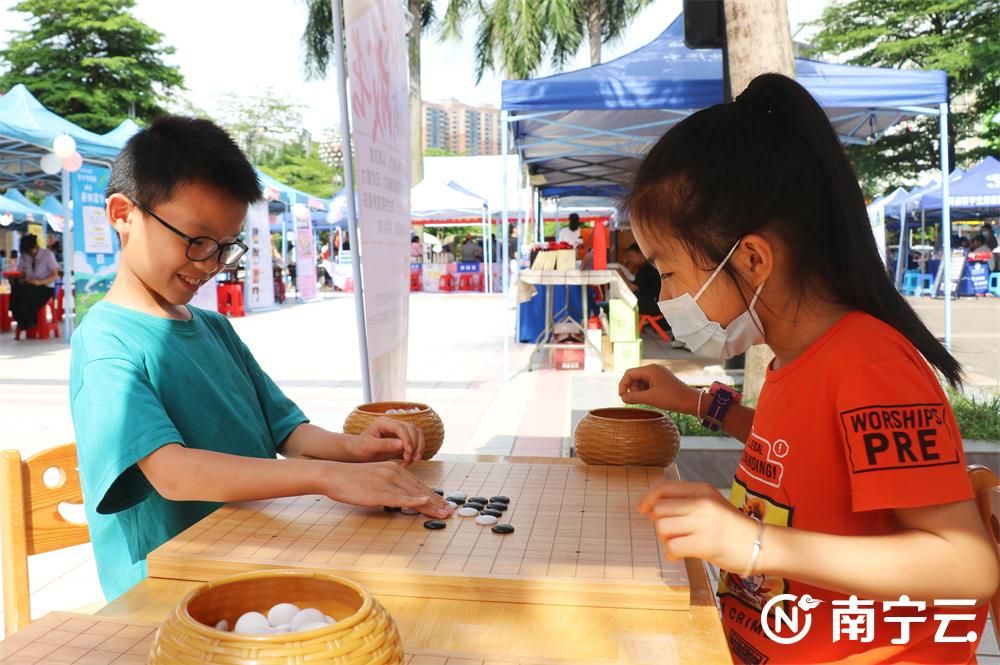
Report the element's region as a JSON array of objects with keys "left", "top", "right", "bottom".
[
  {"left": 894, "top": 202, "right": 906, "bottom": 289},
  {"left": 61, "top": 168, "right": 73, "bottom": 340},
  {"left": 501, "top": 111, "right": 511, "bottom": 381},
  {"left": 939, "top": 102, "right": 952, "bottom": 351},
  {"left": 332, "top": 0, "right": 372, "bottom": 402},
  {"left": 482, "top": 204, "right": 490, "bottom": 293}
]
